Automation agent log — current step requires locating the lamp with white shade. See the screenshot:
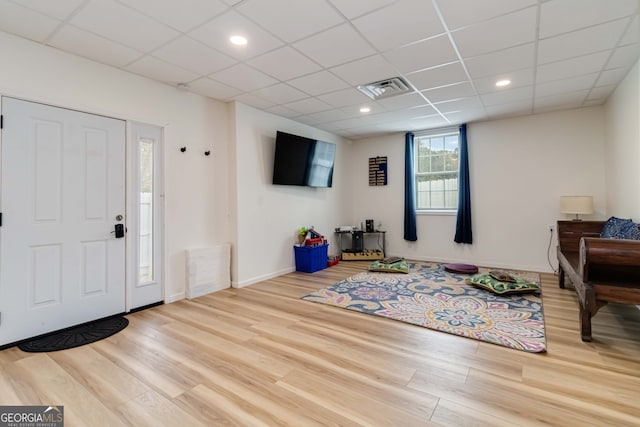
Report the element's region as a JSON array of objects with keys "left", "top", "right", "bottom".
[{"left": 560, "top": 196, "right": 593, "bottom": 221}]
